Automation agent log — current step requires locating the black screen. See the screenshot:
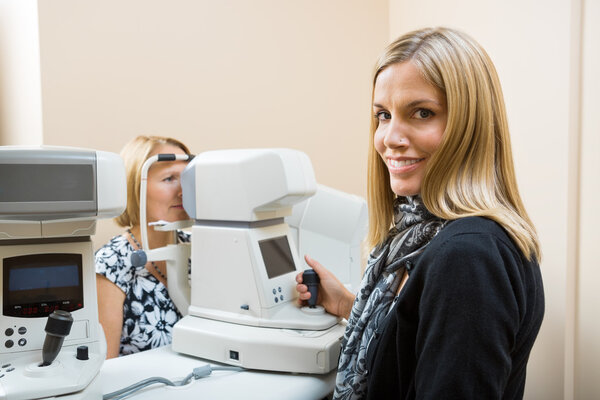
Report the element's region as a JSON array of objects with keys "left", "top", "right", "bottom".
[
  {"left": 3, "top": 253, "right": 84, "bottom": 317},
  {"left": 258, "top": 236, "right": 296, "bottom": 279},
  {"left": 9, "top": 264, "right": 80, "bottom": 291}
]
